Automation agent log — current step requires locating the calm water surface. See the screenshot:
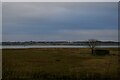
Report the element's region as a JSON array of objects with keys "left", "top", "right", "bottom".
[{"left": 2, "top": 45, "right": 118, "bottom": 49}]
